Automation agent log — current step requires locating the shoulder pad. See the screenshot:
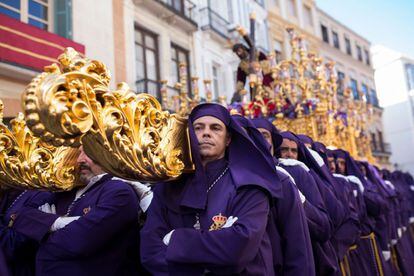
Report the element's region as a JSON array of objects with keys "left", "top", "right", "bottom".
[
  {"left": 276, "top": 166, "right": 297, "bottom": 186},
  {"left": 279, "top": 158, "right": 310, "bottom": 172}
]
